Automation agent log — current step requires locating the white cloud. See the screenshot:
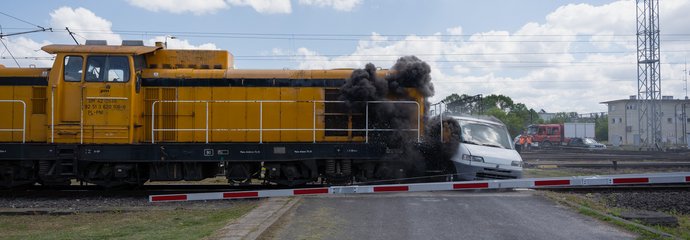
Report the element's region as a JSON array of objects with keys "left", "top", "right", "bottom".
[
  {"left": 147, "top": 36, "right": 219, "bottom": 50},
  {"left": 282, "top": 0, "right": 690, "bottom": 113},
  {"left": 298, "top": 0, "right": 362, "bottom": 11},
  {"left": 546, "top": 1, "right": 634, "bottom": 35},
  {"left": 229, "top": 0, "right": 292, "bottom": 14},
  {"left": 126, "top": 0, "right": 363, "bottom": 14},
  {"left": 291, "top": 33, "right": 445, "bottom": 70},
  {"left": 0, "top": 37, "right": 54, "bottom": 68},
  {"left": 125, "top": 0, "right": 229, "bottom": 15},
  {"left": 0, "top": 7, "right": 222, "bottom": 70},
  {"left": 49, "top": 7, "right": 122, "bottom": 45},
  {"left": 446, "top": 26, "right": 463, "bottom": 35},
  {"left": 126, "top": 0, "right": 291, "bottom": 14}
]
